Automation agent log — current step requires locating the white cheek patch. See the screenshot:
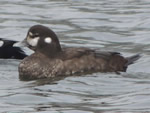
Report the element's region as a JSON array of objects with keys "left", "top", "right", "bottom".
[
  {"left": 0, "top": 41, "right": 4, "bottom": 47},
  {"left": 44, "top": 37, "right": 52, "bottom": 44},
  {"left": 27, "top": 37, "right": 39, "bottom": 47},
  {"left": 29, "top": 32, "right": 33, "bottom": 36}
]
